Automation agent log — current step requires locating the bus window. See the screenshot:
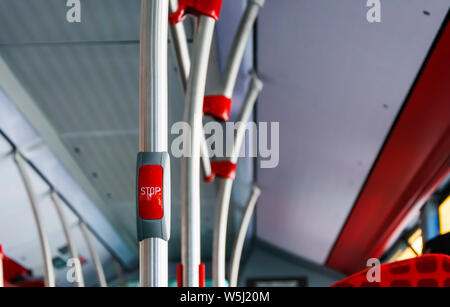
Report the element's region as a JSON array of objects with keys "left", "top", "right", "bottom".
[
  {"left": 407, "top": 229, "right": 423, "bottom": 255},
  {"left": 439, "top": 195, "right": 450, "bottom": 235}
]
